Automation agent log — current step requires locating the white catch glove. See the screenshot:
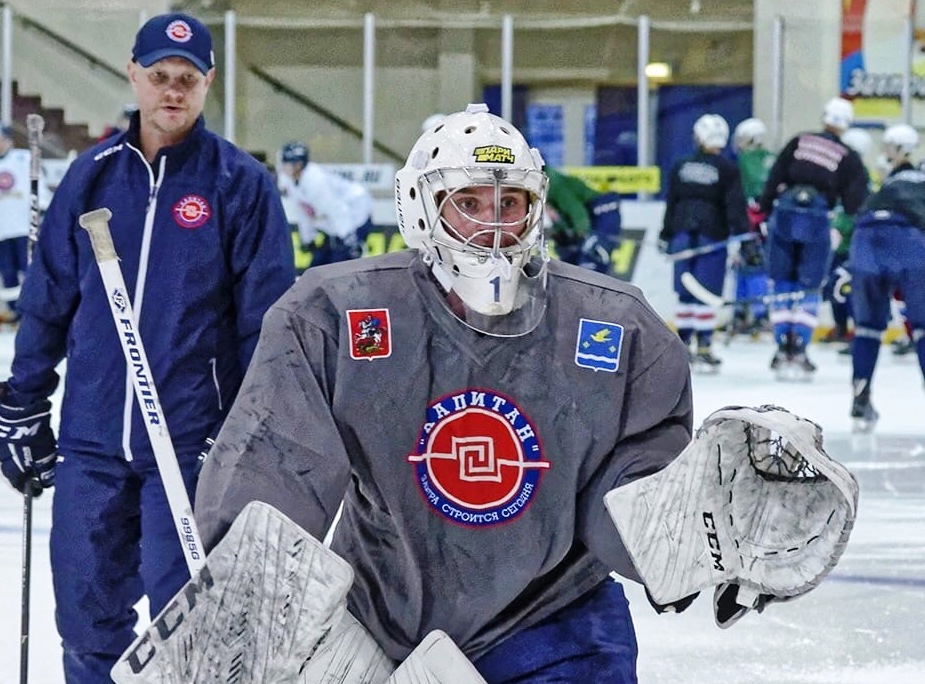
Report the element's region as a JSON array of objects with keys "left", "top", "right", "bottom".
[{"left": 605, "top": 405, "right": 858, "bottom": 627}]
